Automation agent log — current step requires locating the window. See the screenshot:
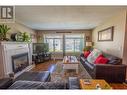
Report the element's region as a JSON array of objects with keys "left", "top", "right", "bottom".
[
  {"left": 44, "top": 34, "right": 84, "bottom": 53},
  {"left": 65, "top": 34, "right": 84, "bottom": 52},
  {"left": 44, "top": 35, "right": 63, "bottom": 52}
]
